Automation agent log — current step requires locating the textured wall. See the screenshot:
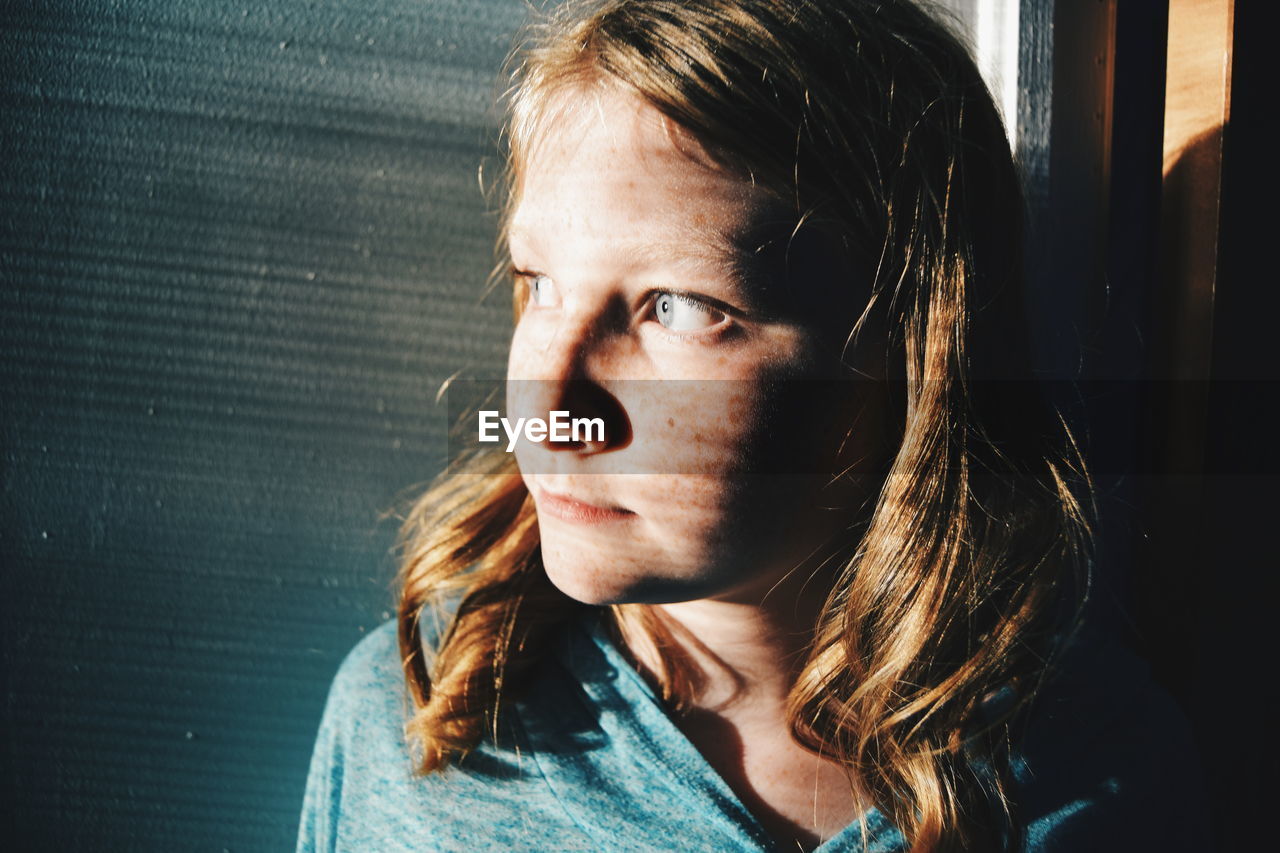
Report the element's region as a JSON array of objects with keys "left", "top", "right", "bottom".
[{"left": 1, "top": 1, "right": 522, "bottom": 849}]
